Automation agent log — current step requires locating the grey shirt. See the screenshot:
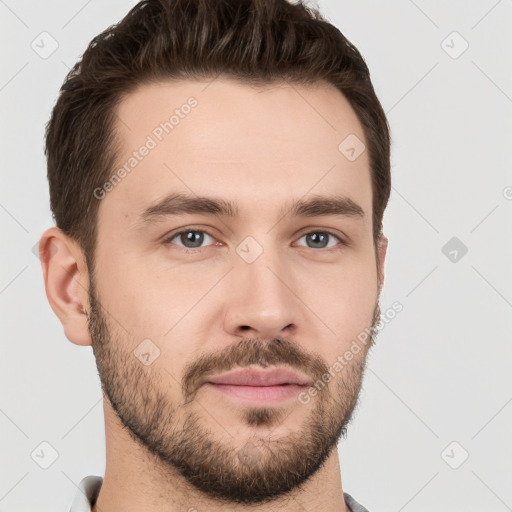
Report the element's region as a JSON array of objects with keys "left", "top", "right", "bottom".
[{"left": 69, "top": 475, "right": 370, "bottom": 512}]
